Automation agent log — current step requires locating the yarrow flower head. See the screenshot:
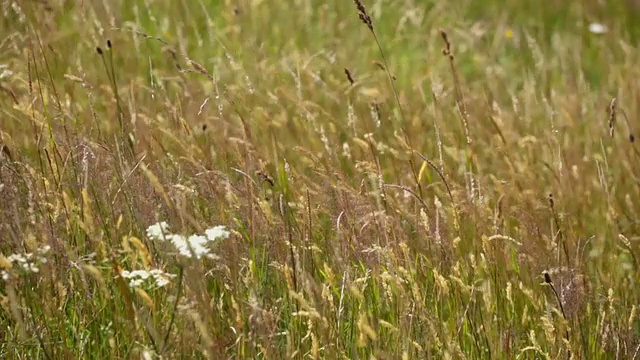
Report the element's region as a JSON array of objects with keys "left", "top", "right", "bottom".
[
  {"left": 146, "top": 221, "right": 170, "bottom": 240},
  {"left": 119, "top": 269, "right": 176, "bottom": 288},
  {"left": 1, "top": 244, "right": 51, "bottom": 281},
  {"left": 205, "top": 226, "right": 230, "bottom": 241},
  {"left": 146, "top": 222, "right": 230, "bottom": 259},
  {"left": 0, "top": 64, "right": 13, "bottom": 80},
  {"left": 588, "top": 22, "right": 608, "bottom": 34}
]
